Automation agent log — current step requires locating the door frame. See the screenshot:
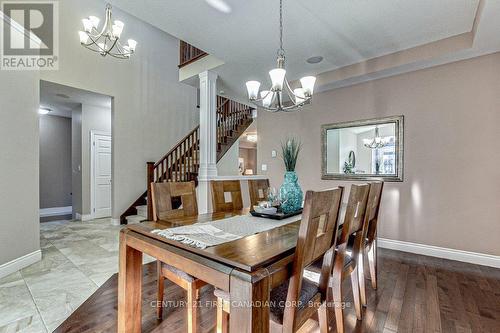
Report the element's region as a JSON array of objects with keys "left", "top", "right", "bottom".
[{"left": 90, "top": 130, "right": 112, "bottom": 220}]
